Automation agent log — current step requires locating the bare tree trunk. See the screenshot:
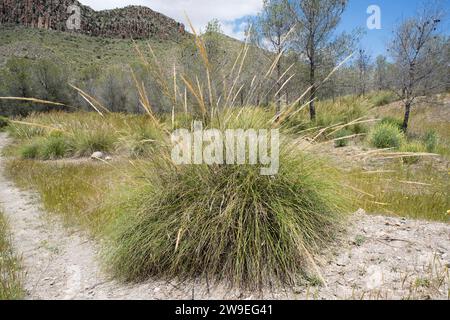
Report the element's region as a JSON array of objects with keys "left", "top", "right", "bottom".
[
  {"left": 402, "top": 101, "right": 411, "bottom": 132},
  {"left": 309, "top": 59, "right": 317, "bottom": 121},
  {"left": 276, "top": 52, "right": 282, "bottom": 115}
]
